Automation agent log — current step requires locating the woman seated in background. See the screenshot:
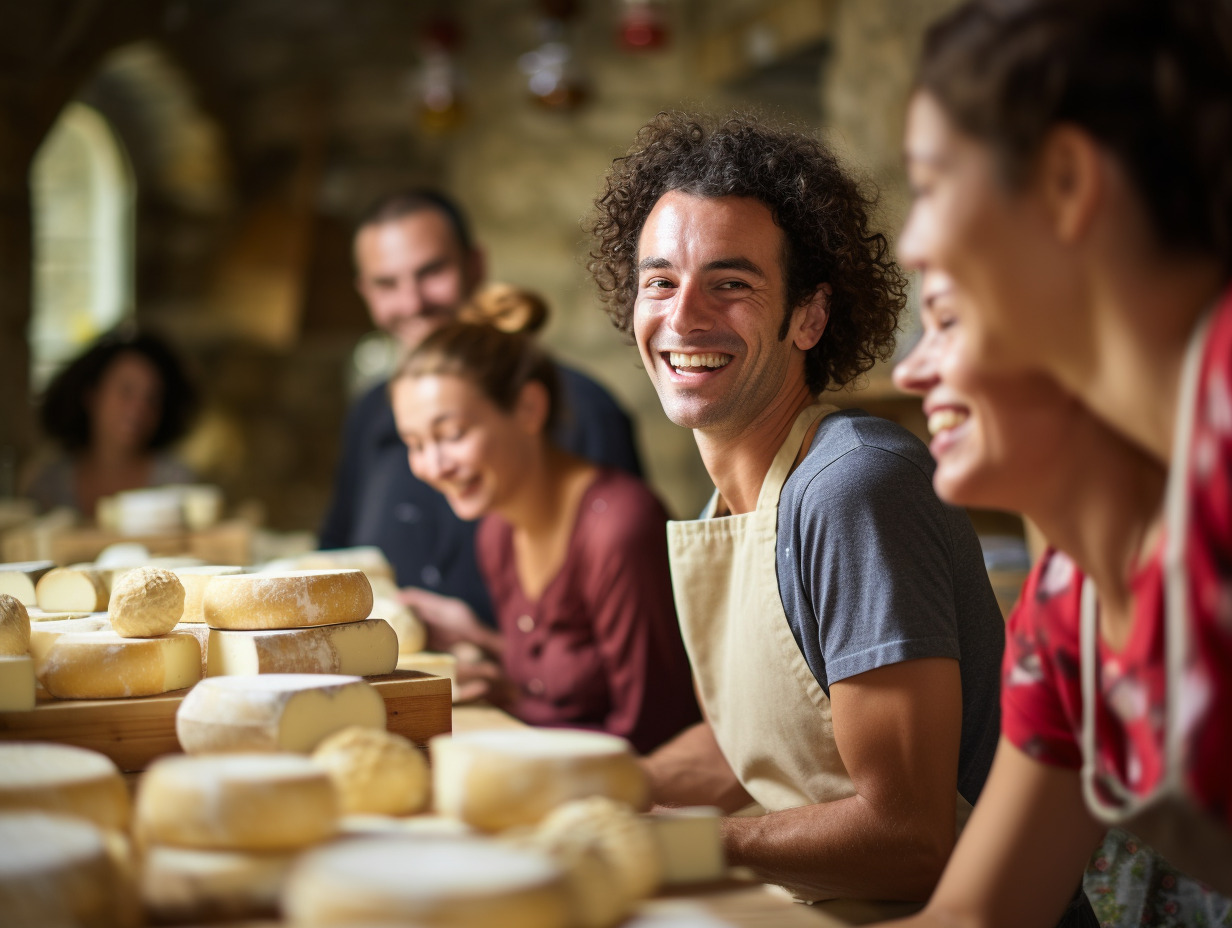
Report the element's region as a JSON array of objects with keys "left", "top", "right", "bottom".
[
  {"left": 23, "top": 325, "right": 198, "bottom": 520},
  {"left": 389, "top": 285, "right": 700, "bottom": 754},
  {"left": 878, "top": 273, "right": 1230, "bottom": 928}
]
